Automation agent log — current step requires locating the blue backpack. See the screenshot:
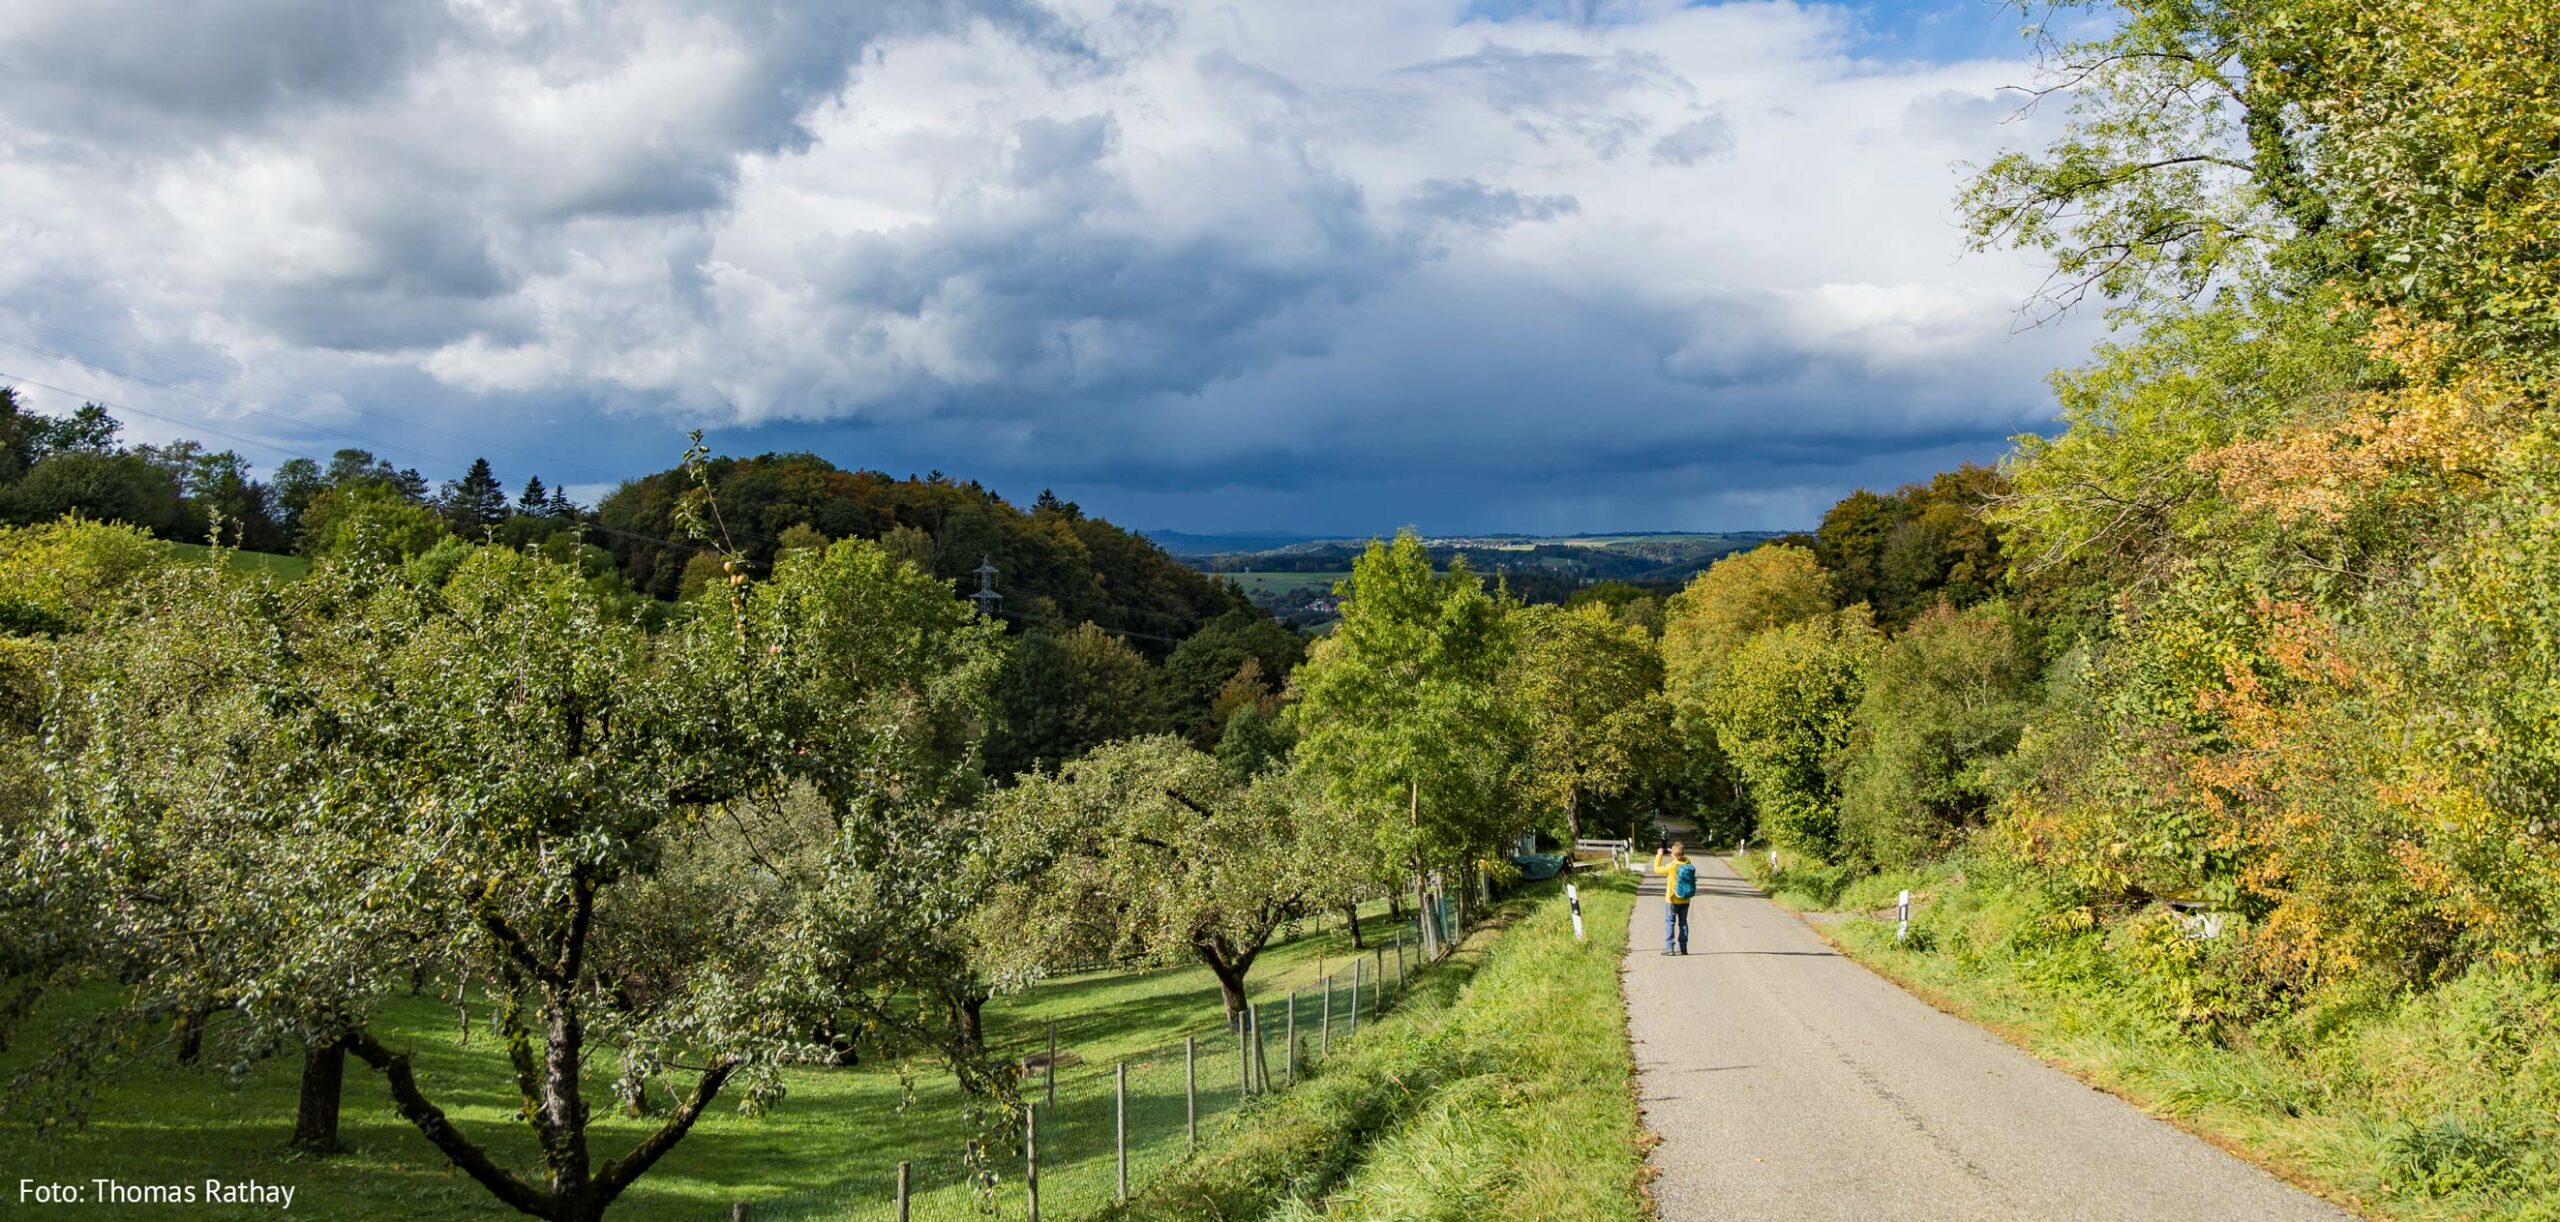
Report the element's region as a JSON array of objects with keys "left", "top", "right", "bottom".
[{"left": 1673, "top": 861, "right": 1697, "bottom": 900}]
